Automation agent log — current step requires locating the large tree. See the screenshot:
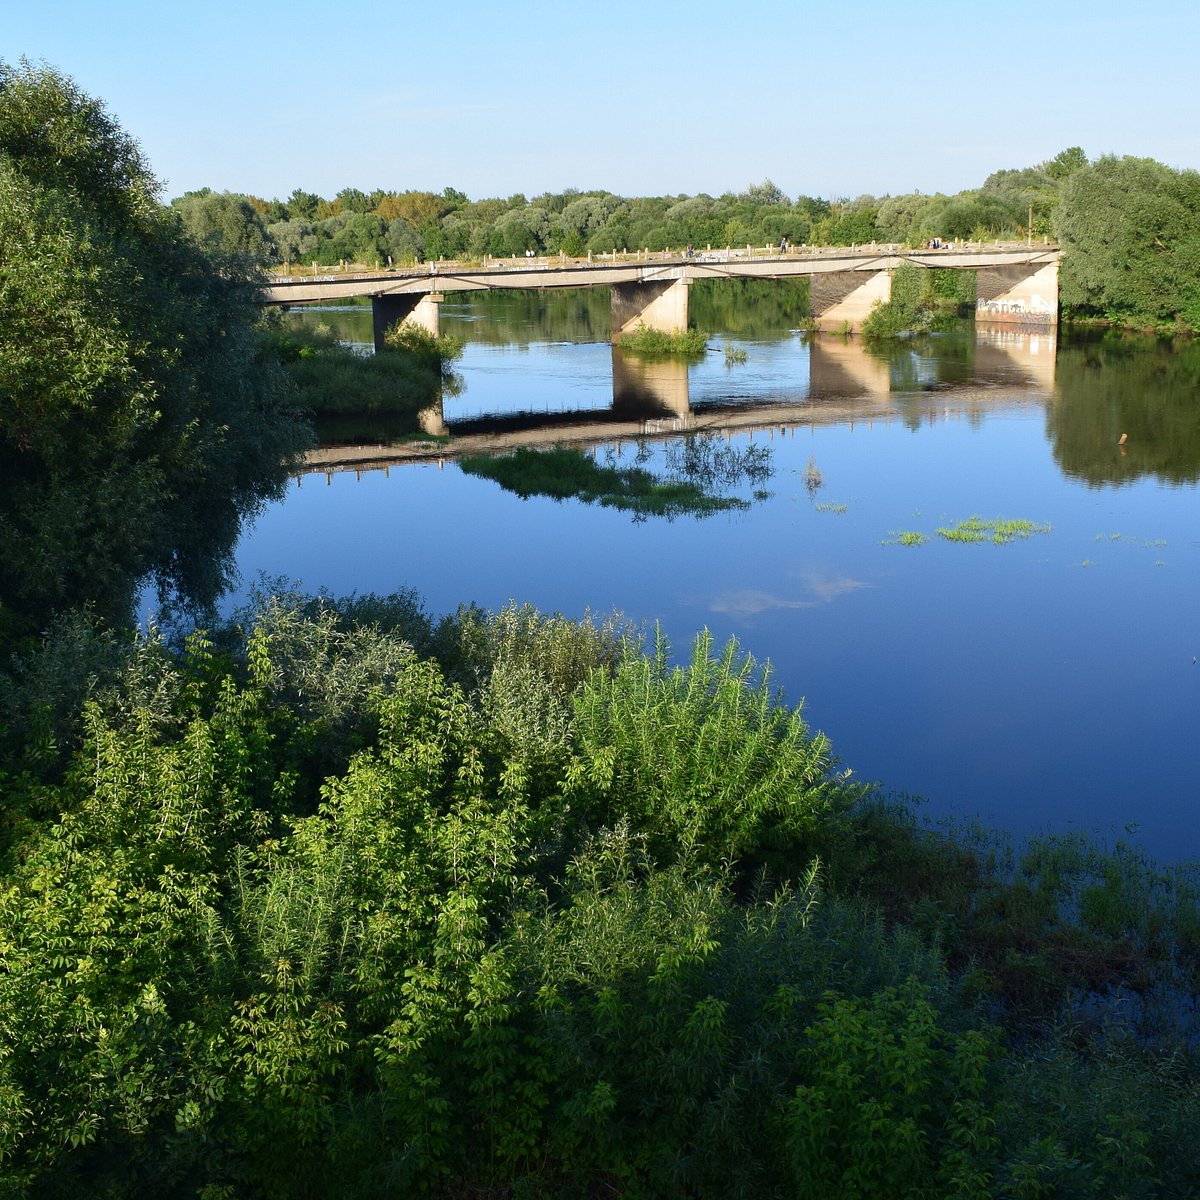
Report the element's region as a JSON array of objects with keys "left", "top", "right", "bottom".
[
  {"left": 1056, "top": 155, "right": 1200, "bottom": 329},
  {"left": 0, "top": 61, "right": 309, "bottom": 638},
  {"left": 170, "top": 187, "right": 277, "bottom": 265}
]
